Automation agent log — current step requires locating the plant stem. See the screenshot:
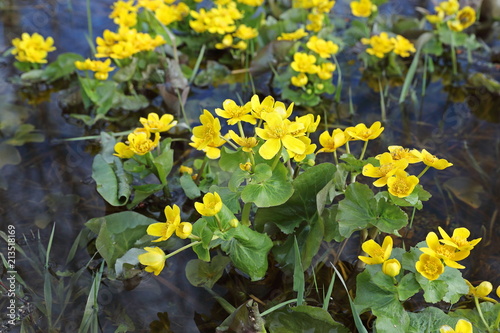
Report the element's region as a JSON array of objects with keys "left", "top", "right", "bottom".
[
  {"left": 474, "top": 296, "right": 490, "bottom": 330},
  {"left": 378, "top": 78, "right": 386, "bottom": 121},
  {"left": 359, "top": 140, "right": 369, "bottom": 160},
  {"left": 417, "top": 165, "right": 430, "bottom": 178},
  {"left": 215, "top": 214, "right": 223, "bottom": 231},
  {"left": 241, "top": 202, "right": 252, "bottom": 227},
  {"left": 451, "top": 33, "right": 457, "bottom": 76},
  {"left": 176, "top": 88, "right": 191, "bottom": 131},
  {"left": 165, "top": 241, "right": 200, "bottom": 260},
  {"left": 271, "top": 146, "right": 282, "bottom": 170},
  {"left": 333, "top": 150, "right": 338, "bottom": 165}
]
